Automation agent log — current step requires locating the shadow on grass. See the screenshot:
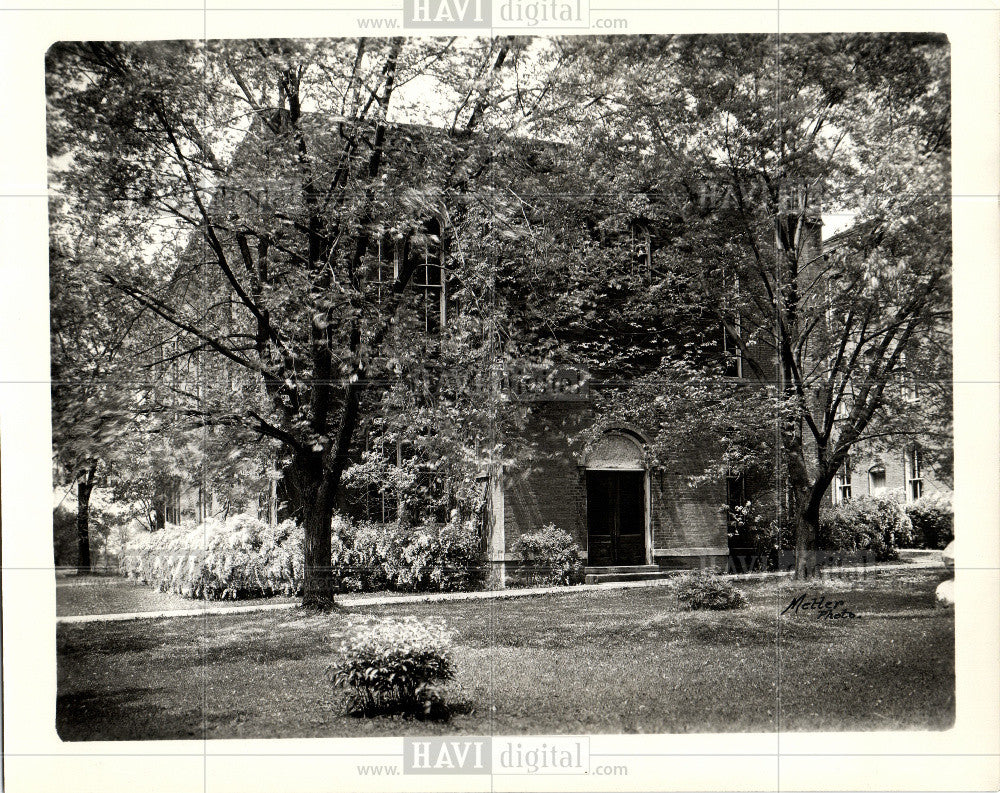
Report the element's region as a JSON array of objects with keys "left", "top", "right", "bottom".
[{"left": 57, "top": 687, "right": 201, "bottom": 742}]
